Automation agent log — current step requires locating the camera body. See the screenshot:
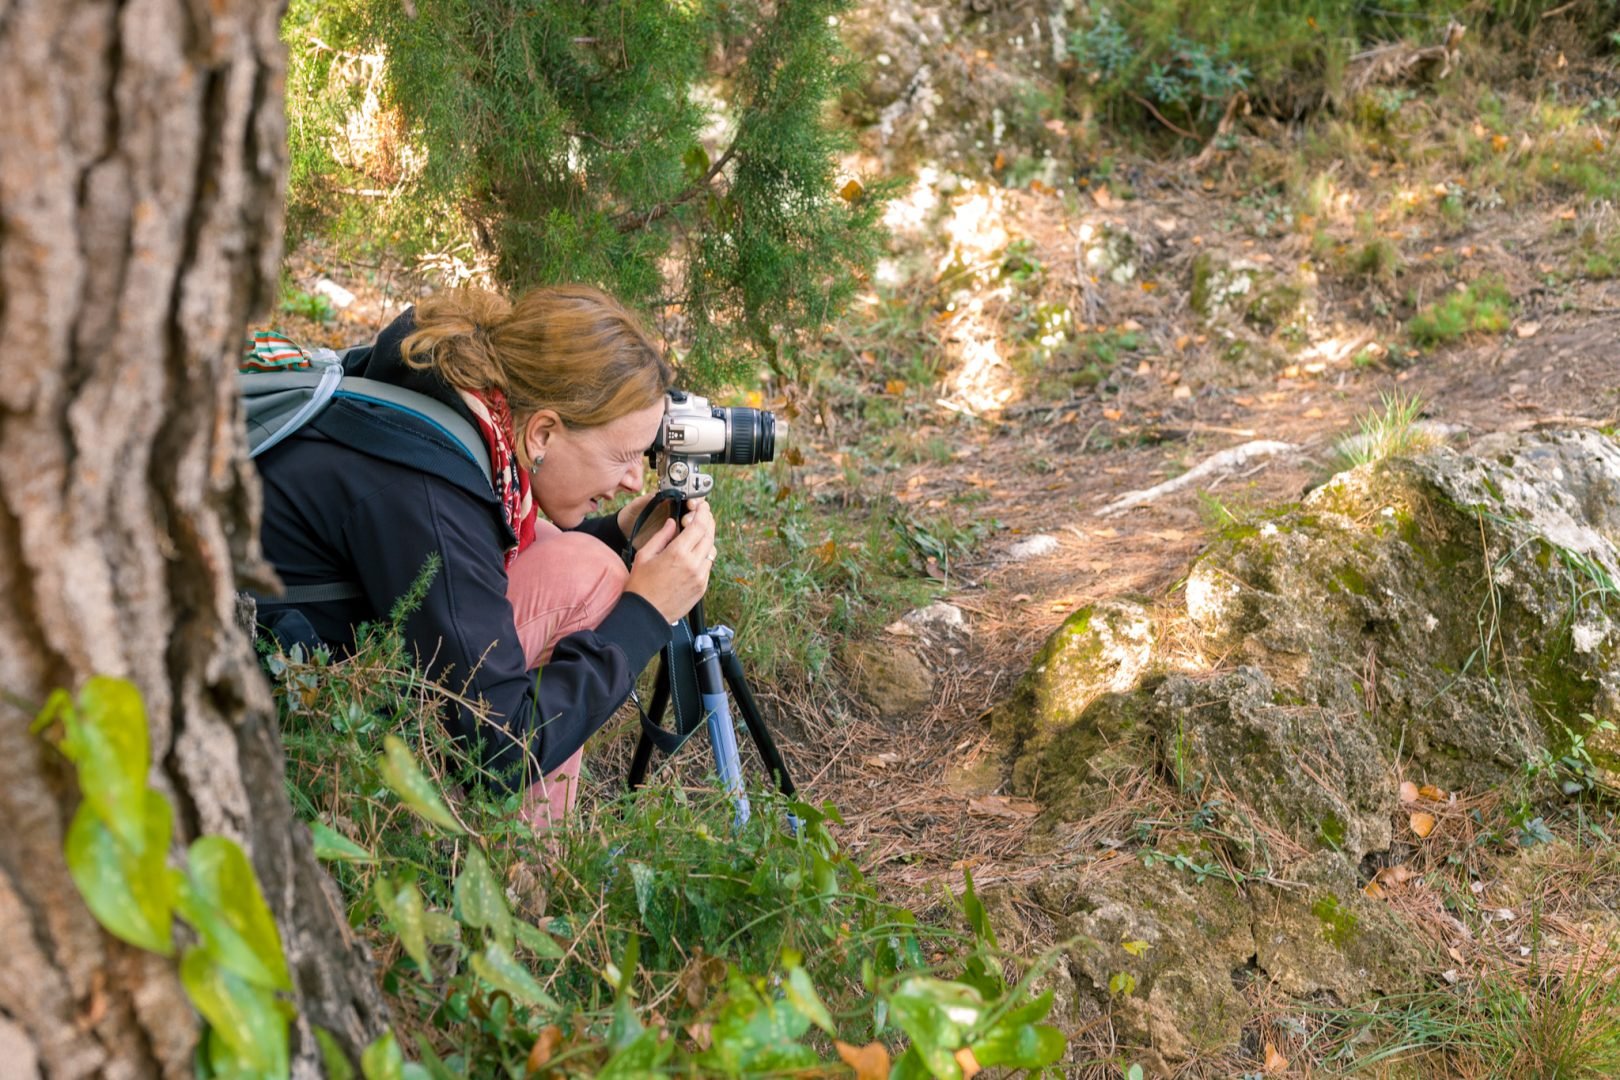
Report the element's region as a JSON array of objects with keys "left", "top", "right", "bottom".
[{"left": 650, "top": 390, "right": 779, "bottom": 498}]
